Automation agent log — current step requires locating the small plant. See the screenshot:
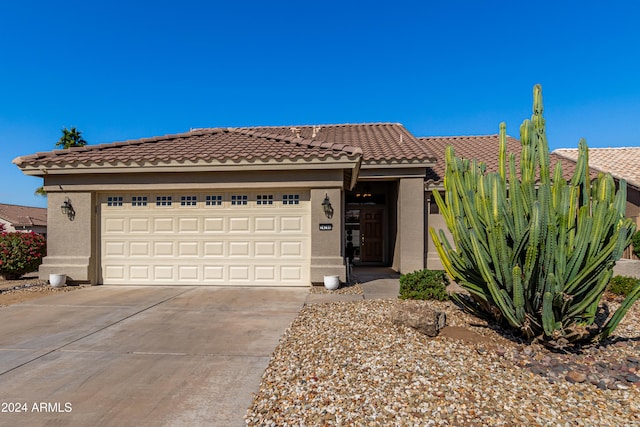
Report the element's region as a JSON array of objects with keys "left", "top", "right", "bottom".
[
  {"left": 0, "top": 231, "right": 46, "bottom": 280},
  {"left": 631, "top": 230, "right": 640, "bottom": 259},
  {"left": 399, "top": 269, "right": 450, "bottom": 301},
  {"left": 608, "top": 275, "right": 639, "bottom": 296}
]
